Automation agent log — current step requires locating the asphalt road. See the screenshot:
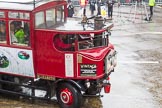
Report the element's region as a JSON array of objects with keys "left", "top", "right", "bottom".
[{"left": 101, "top": 5, "right": 162, "bottom": 108}]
